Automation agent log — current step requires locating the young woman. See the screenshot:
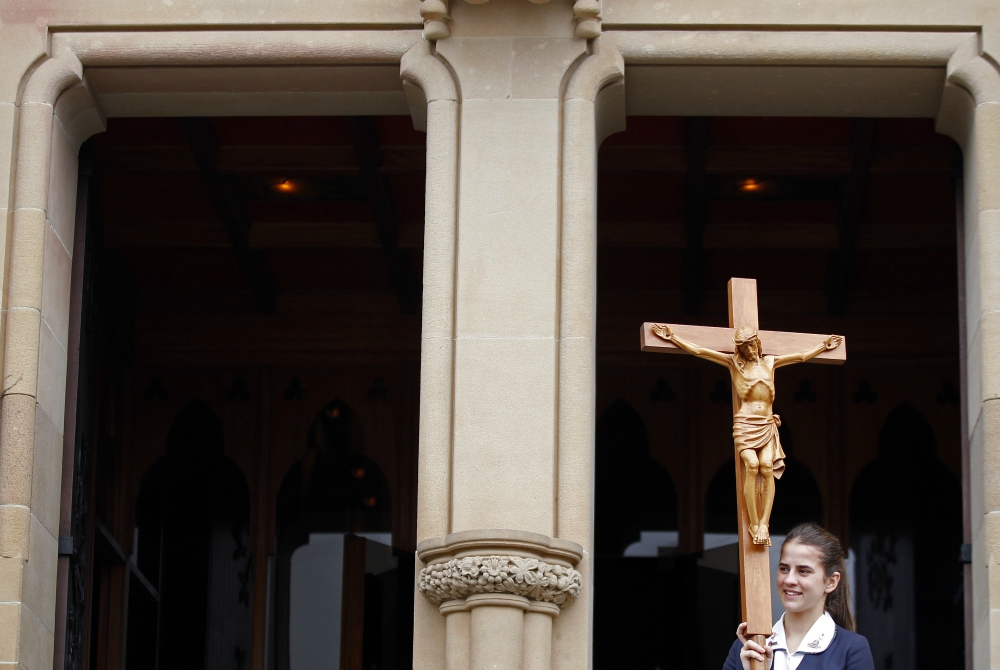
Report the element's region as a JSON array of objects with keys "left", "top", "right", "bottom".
[{"left": 724, "top": 523, "right": 874, "bottom": 670}]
